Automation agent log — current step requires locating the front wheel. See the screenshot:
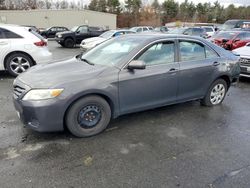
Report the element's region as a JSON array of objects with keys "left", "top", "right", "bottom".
[
  {"left": 201, "top": 79, "right": 228, "bottom": 106},
  {"left": 64, "top": 38, "right": 75, "bottom": 48},
  {"left": 66, "top": 96, "right": 111, "bottom": 137}
]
